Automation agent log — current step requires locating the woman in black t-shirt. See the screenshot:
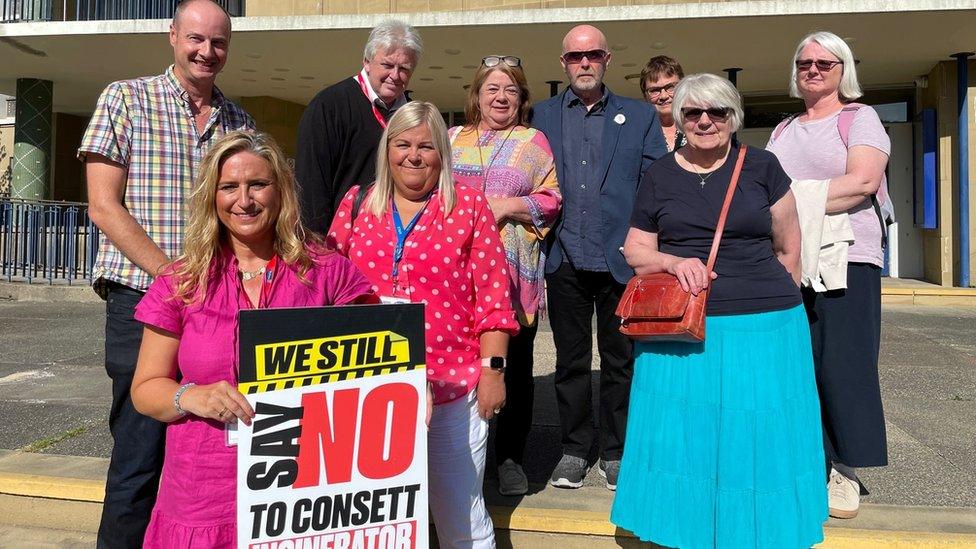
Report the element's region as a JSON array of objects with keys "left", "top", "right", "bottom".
[{"left": 609, "top": 74, "right": 827, "bottom": 549}]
